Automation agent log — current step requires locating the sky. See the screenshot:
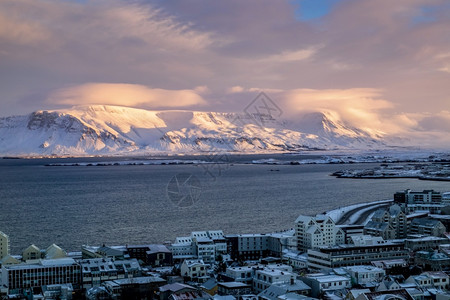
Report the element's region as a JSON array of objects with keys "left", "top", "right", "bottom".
[{"left": 1, "top": 0, "right": 450, "bottom": 136}]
